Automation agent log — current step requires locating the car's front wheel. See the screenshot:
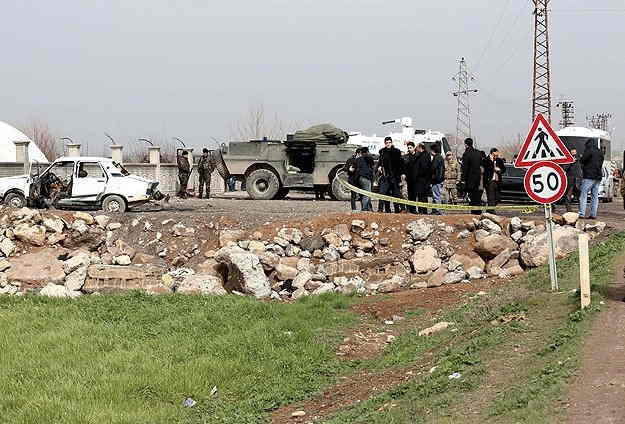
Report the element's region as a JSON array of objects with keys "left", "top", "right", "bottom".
[
  {"left": 102, "top": 195, "right": 127, "bottom": 213},
  {"left": 246, "top": 169, "right": 280, "bottom": 200},
  {"left": 4, "top": 192, "right": 26, "bottom": 208}
]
